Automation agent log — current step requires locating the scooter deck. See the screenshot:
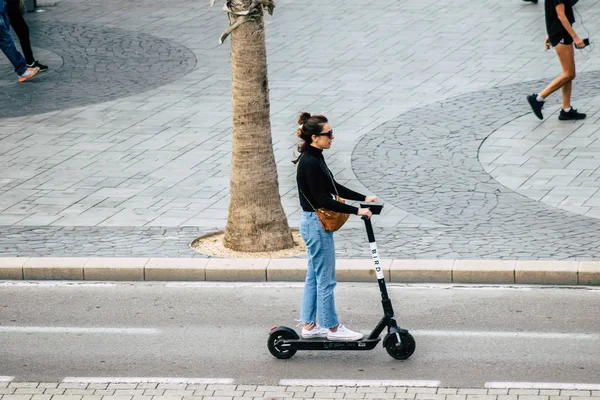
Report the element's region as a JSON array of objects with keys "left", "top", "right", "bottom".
[{"left": 285, "top": 337, "right": 381, "bottom": 351}]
